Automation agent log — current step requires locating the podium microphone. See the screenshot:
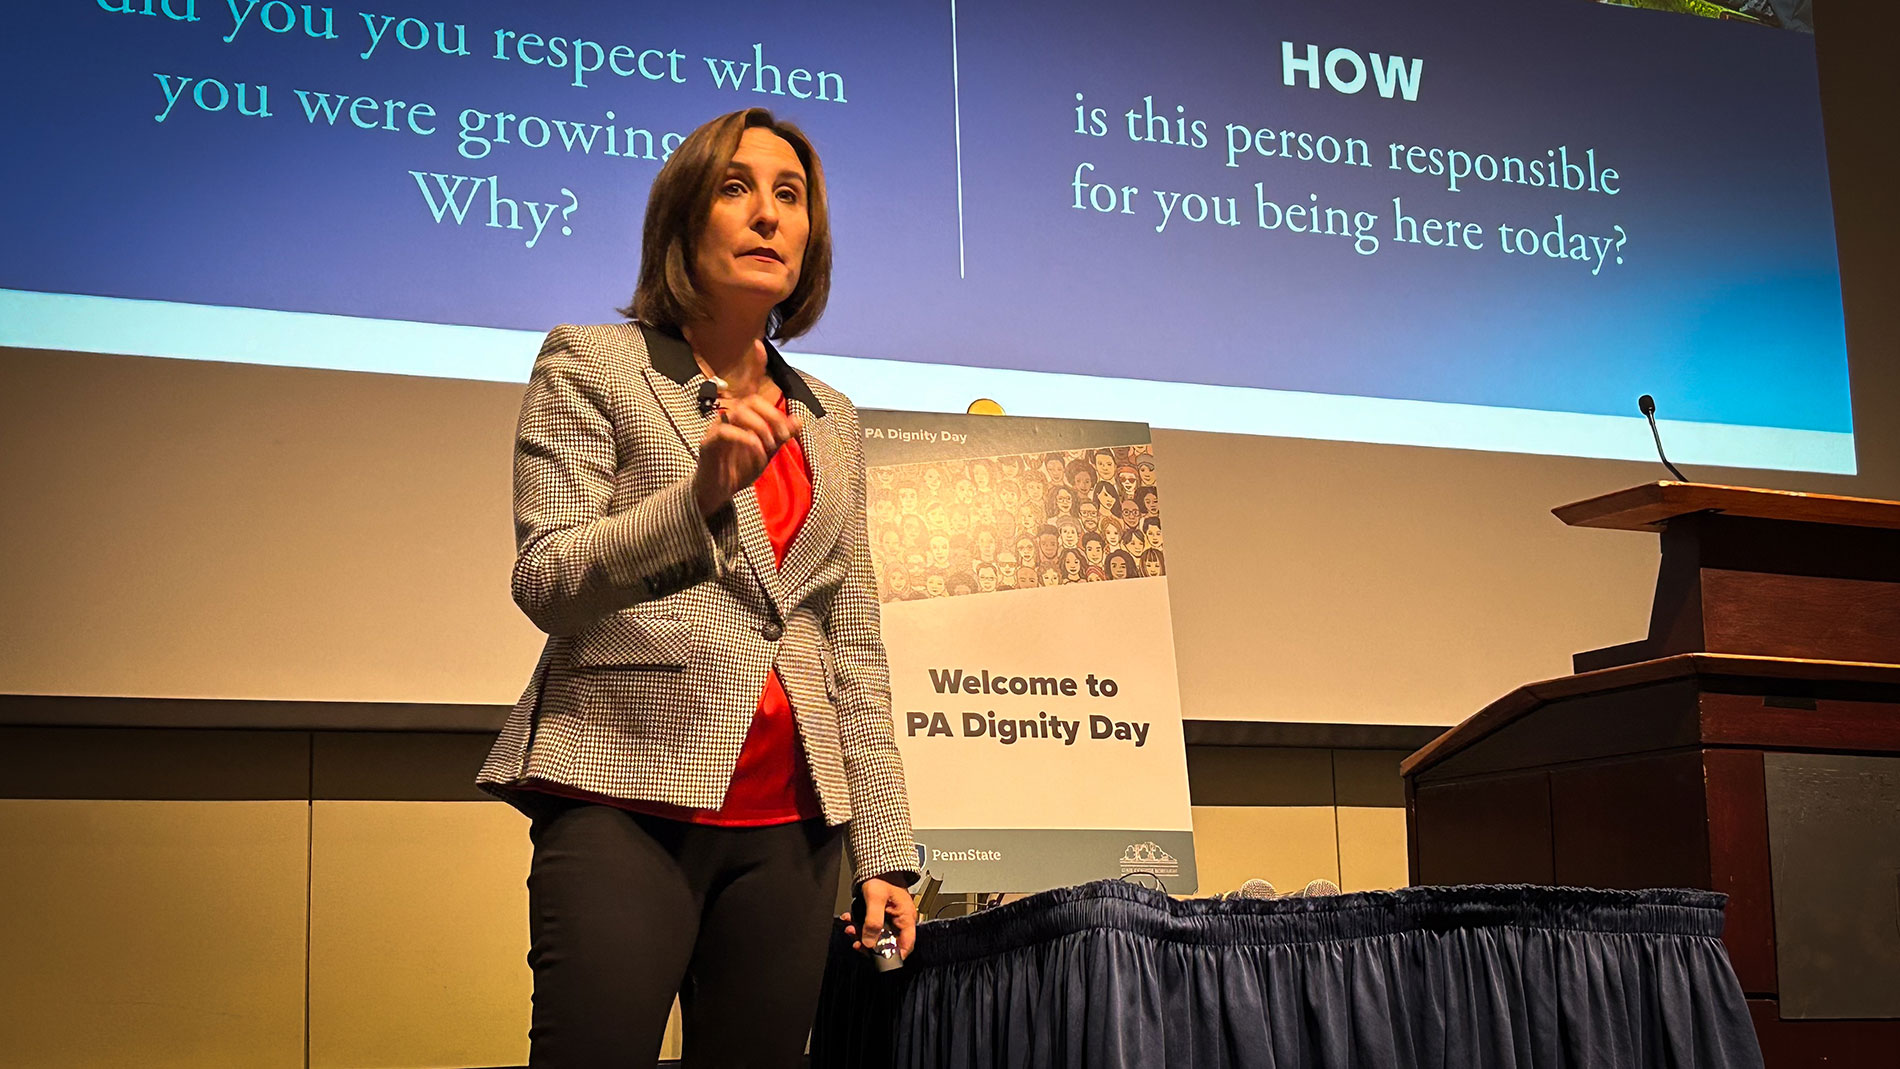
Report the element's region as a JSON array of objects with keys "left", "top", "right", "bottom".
[{"left": 1637, "top": 394, "right": 1688, "bottom": 482}]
